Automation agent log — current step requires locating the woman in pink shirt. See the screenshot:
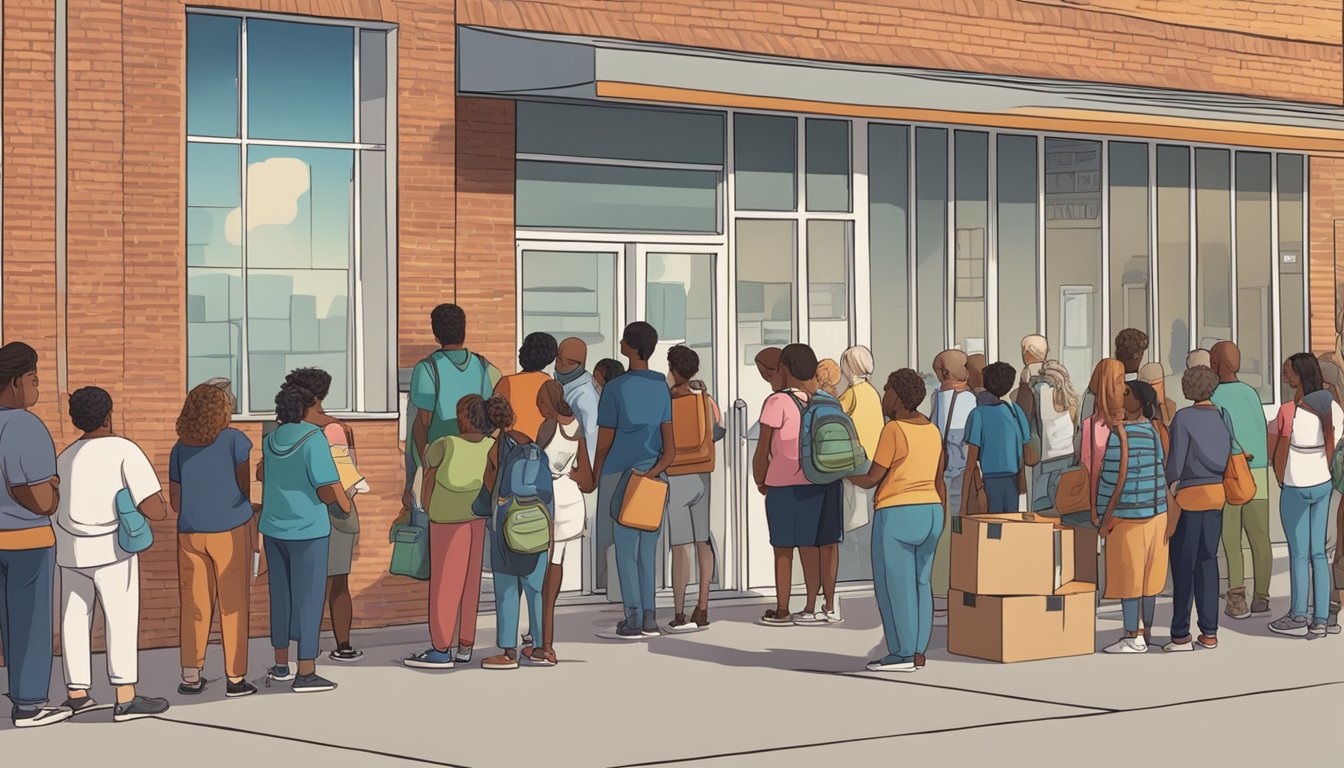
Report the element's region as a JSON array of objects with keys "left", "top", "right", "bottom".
[{"left": 752, "top": 344, "right": 844, "bottom": 626}]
